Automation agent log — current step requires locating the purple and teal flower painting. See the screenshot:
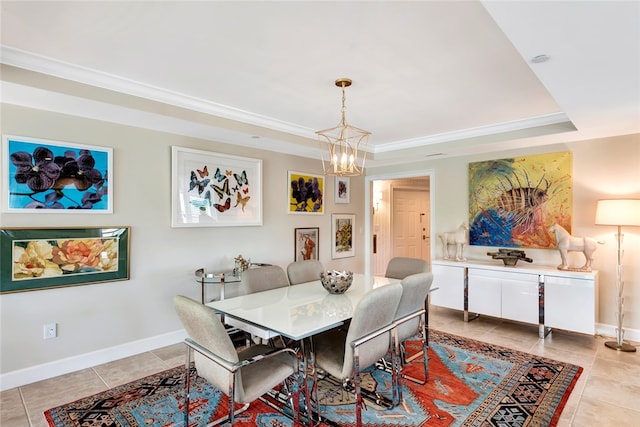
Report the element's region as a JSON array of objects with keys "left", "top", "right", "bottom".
[
  {"left": 289, "top": 172, "right": 324, "bottom": 213},
  {"left": 6, "top": 138, "right": 110, "bottom": 211}
]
